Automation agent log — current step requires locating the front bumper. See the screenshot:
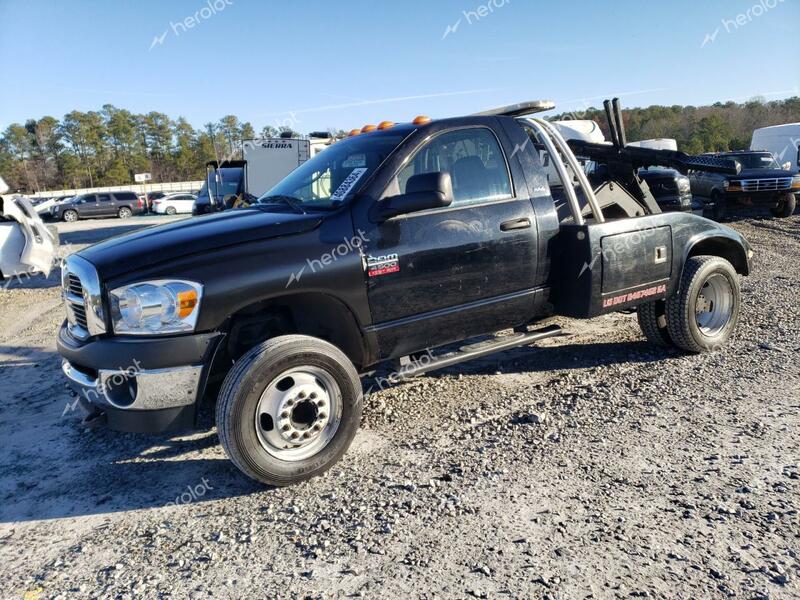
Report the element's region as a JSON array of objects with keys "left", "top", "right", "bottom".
[
  {"left": 722, "top": 190, "right": 791, "bottom": 204},
  {"left": 57, "top": 322, "right": 222, "bottom": 432}
]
